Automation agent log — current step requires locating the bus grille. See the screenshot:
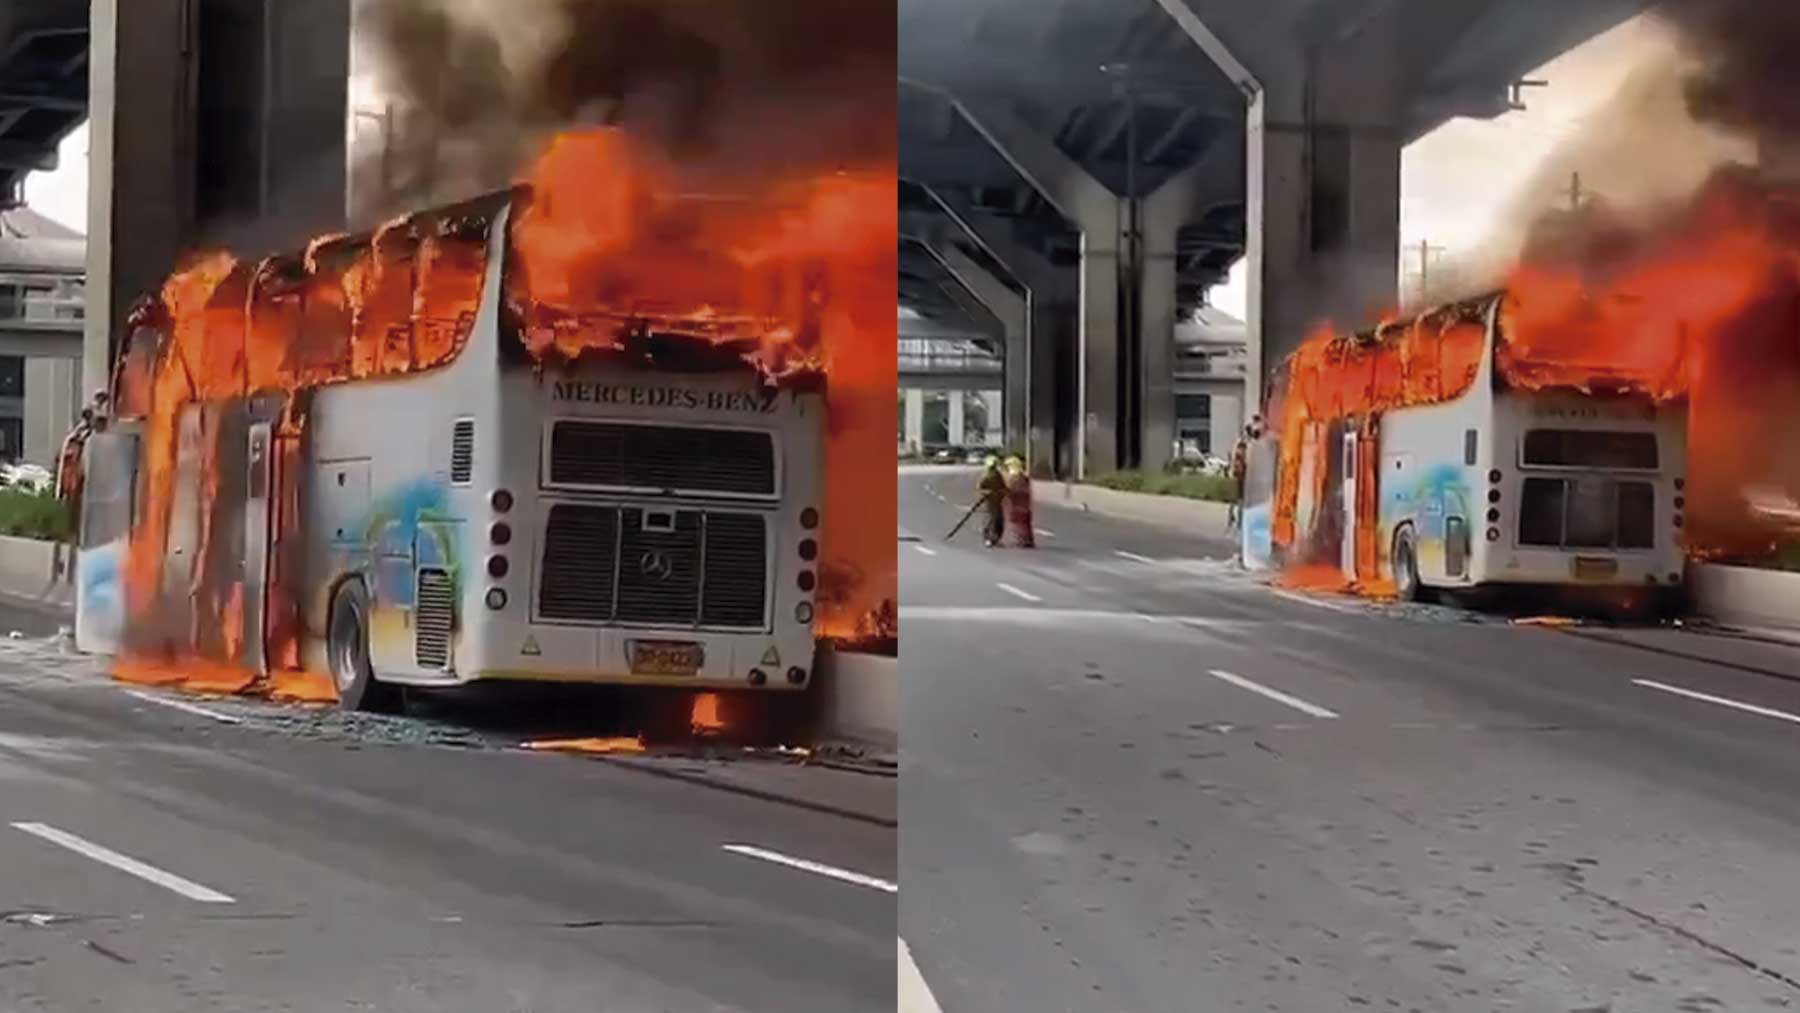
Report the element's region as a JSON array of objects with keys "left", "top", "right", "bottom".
[
  {"left": 415, "top": 568, "right": 455, "bottom": 669},
  {"left": 549, "top": 422, "right": 775, "bottom": 496},
  {"left": 538, "top": 504, "right": 768, "bottom": 628}
]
